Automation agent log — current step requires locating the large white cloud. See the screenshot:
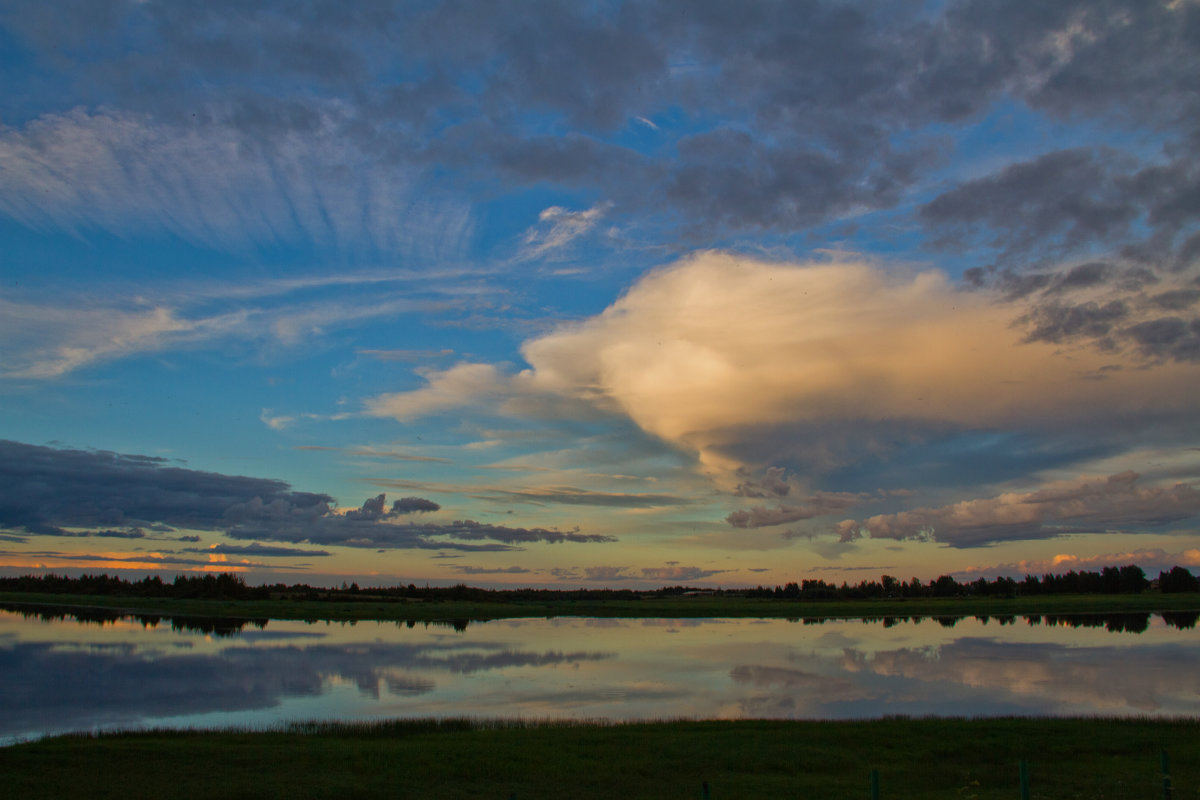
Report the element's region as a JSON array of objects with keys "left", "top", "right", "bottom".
[{"left": 370, "top": 253, "right": 1200, "bottom": 481}]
